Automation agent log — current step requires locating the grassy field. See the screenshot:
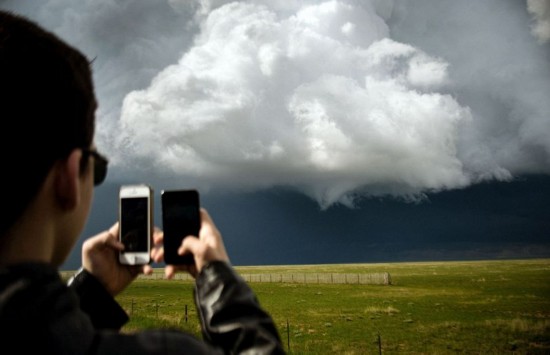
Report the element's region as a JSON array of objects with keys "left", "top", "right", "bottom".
[{"left": 114, "top": 258, "right": 550, "bottom": 354}]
